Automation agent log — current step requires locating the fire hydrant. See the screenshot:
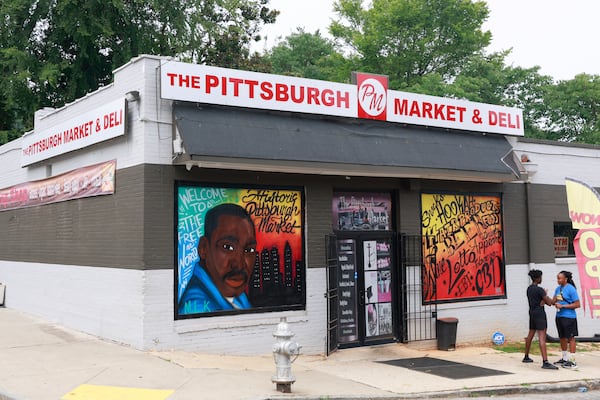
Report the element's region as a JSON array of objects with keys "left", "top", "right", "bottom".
[{"left": 272, "top": 317, "right": 301, "bottom": 393}]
